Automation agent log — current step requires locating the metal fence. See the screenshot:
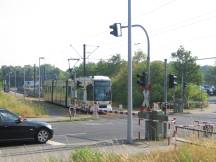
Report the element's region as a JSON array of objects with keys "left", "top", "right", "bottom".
[{"left": 173, "top": 120, "right": 216, "bottom": 141}]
